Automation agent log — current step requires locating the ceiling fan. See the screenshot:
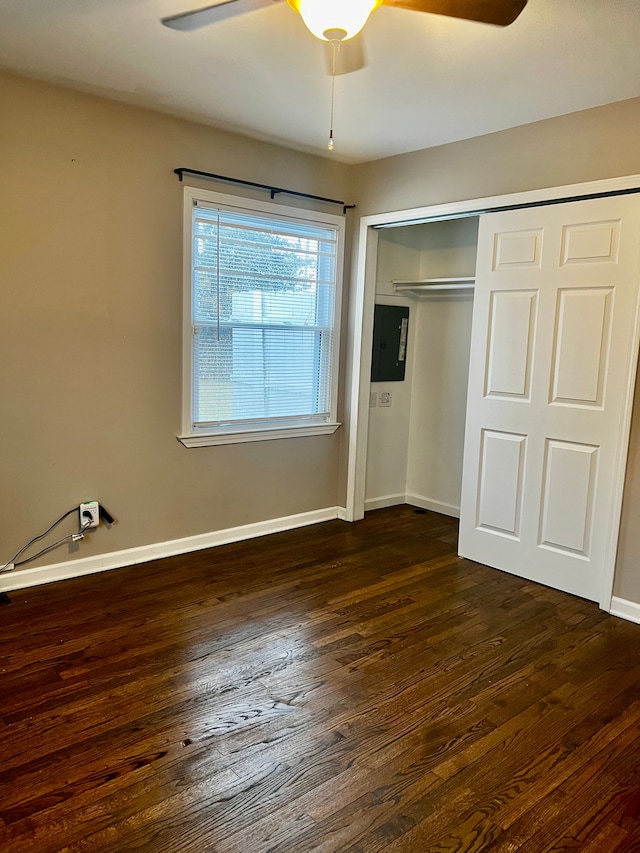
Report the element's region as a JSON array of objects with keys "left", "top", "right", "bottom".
[
  {"left": 162, "top": 0, "right": 528, "bottom": 150},
  {"left": 162, "top": 0, "right": 529, "bottom": 75}
]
